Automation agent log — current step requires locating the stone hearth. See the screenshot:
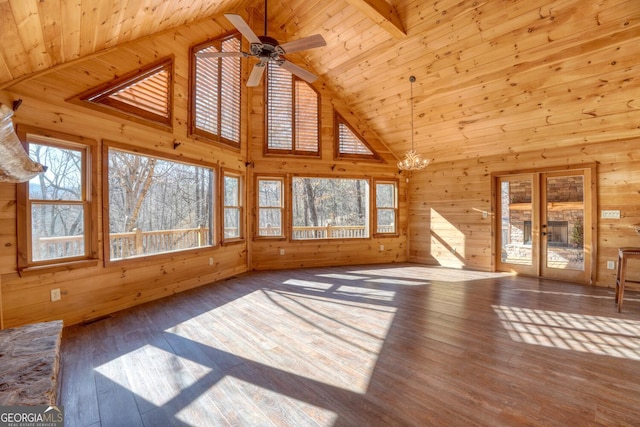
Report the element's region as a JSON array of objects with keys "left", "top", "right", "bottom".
[{"left": 0, "top": 320, "right": 63, "bottom": 406}]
